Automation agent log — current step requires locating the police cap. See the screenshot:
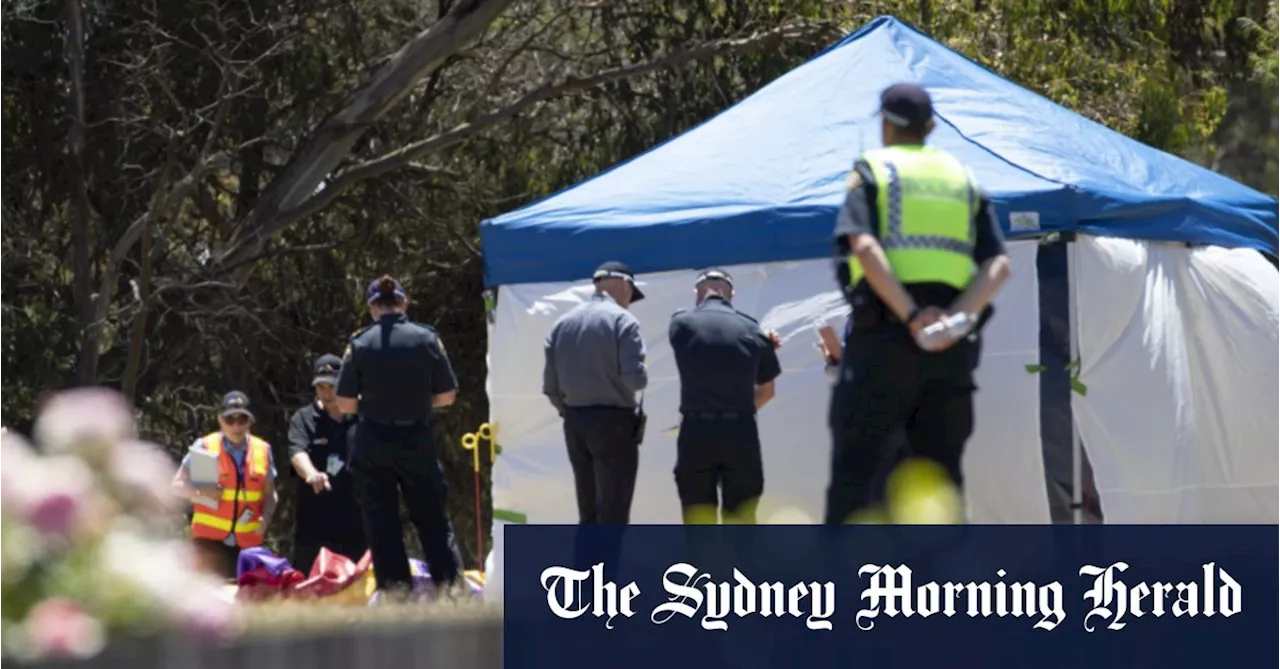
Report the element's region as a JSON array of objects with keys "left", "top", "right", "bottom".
[
  {"left": 219, "top": 390, "right": 254, "bottom": 421},
  {"left": 312, "top": 353, "right": 343, "bottom": 386},
  {"left": 695, "top": 268, "right": 734, "bottom": 288},
  {"left": 593, "top": 261, "right": 645, "bottom": 302},
  {"left": 366, "top": 275, "right": 407, "bottom": 305},
  {"left": 879, "top": 82, "right": 933, "bottom": 133}
]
